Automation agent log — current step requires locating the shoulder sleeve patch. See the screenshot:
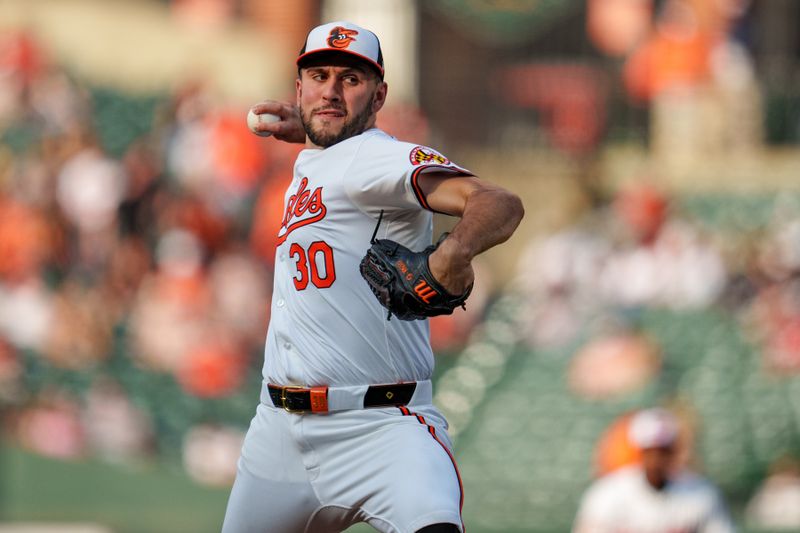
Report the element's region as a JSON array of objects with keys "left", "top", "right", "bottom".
[{"left": 409, "top": 146, "right": 450, "bottom": 166}]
